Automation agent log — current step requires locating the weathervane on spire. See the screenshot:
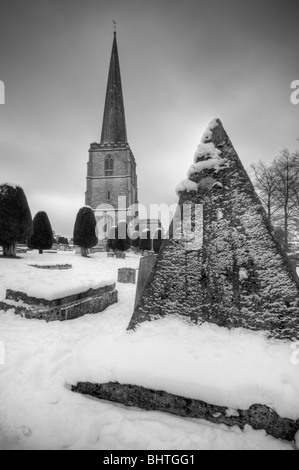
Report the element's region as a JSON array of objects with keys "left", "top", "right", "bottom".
[{"left": 113, "top": 20, "right": 117, "bottom": 34}]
